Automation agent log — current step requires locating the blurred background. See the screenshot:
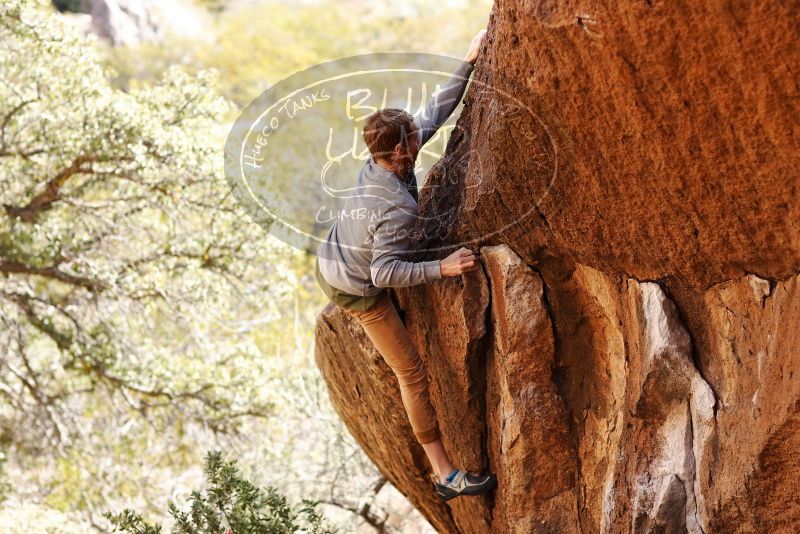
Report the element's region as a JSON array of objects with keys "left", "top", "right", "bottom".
[{"left": 0, "top": 0, "right": 490, "bottom": 532}]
